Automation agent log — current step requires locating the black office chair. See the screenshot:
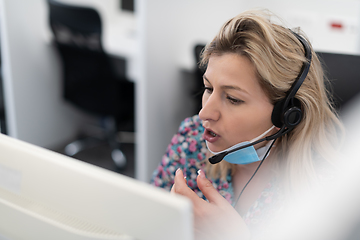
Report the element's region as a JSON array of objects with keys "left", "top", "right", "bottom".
[
  {"left": 193, "top": 44, "right": 206, "bottom": 114},
  {"left": 317, "top": 52, "right": 360, "bottom": 112},
  {"left": 47, "top": 0, "right": 134, "bottom": 169}
]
